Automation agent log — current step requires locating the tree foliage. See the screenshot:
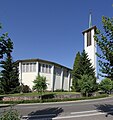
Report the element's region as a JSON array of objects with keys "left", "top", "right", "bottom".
[
  {"left": 0, "top": 107, "right": 20, "bottom": 120},
  {"left": 72, "top": 52, "right": 81, "bottom": 91},
  {"left": 72, "top": 50, "right": 96, "bottom": 92},
  {"left": 0, "top": 32, "right": 19, "bottom": 94},
  {"left": 33, "top": 75, "right": 47, "bottom": 93},
  {"left": 79, "top": 50, "right": 96, "bottom": 77},
  {"left": 78, "top": 74, "right": 97, "bottom": 96},
  {"left": 94, "top": 16, "right": 113, "bottom": 80},
  {"left": 99, "top": 78, "right": 113, "bottom": 93},
  {"left": 0, "top": 33, "right": 13, "bottom": 59},
  {"left": 0, "top": 56, "right": 20, "bottom": 94}
]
